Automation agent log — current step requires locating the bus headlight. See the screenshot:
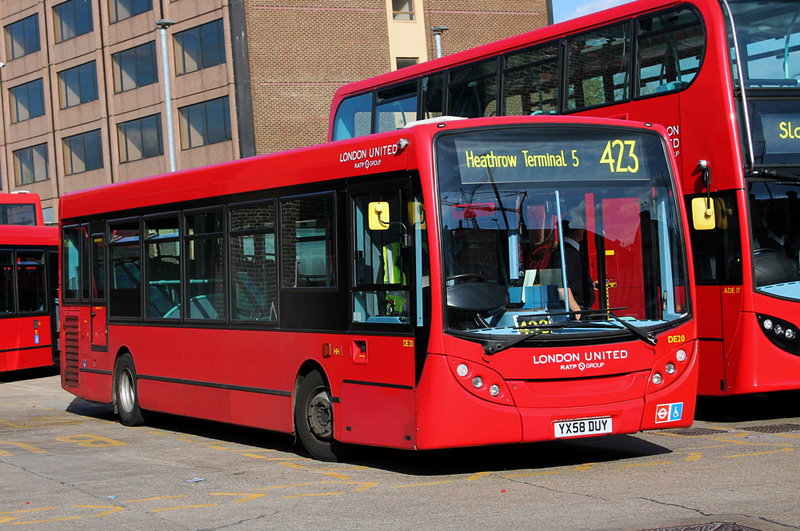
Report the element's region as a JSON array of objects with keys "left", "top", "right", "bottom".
[
  {"left": 447, "top": 358, "right": 514, "bottom": 405},
  {"left": 757, "top": 314, "right": 800, "bottom": 355},
  {"left": 665, "top": 362, "right": 676, "bottom": 375},
  {"left": 675, "top": 349, "right": 687, "bottom": 362},
  {"left": 652, "top": 372, "right": 663, "bottom": 385}
]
